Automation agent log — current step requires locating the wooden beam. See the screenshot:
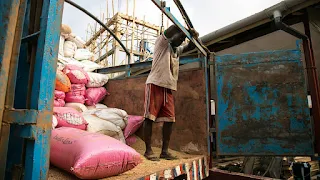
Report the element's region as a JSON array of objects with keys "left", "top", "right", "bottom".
[
  {"left": 85, "top": 13, "right": 120, "bottom": 46},
  {"left": 95, "top": 47, "right": 116, "bottom": 63},
  {"left": 131, "top": 0, "right": 136, "bottom": 63},
  {"left": 119, "top": 13, "right": 160, "bottom": 31},
  {"left": 86, "top": 12, "right": 160, "bottom": 47}
]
